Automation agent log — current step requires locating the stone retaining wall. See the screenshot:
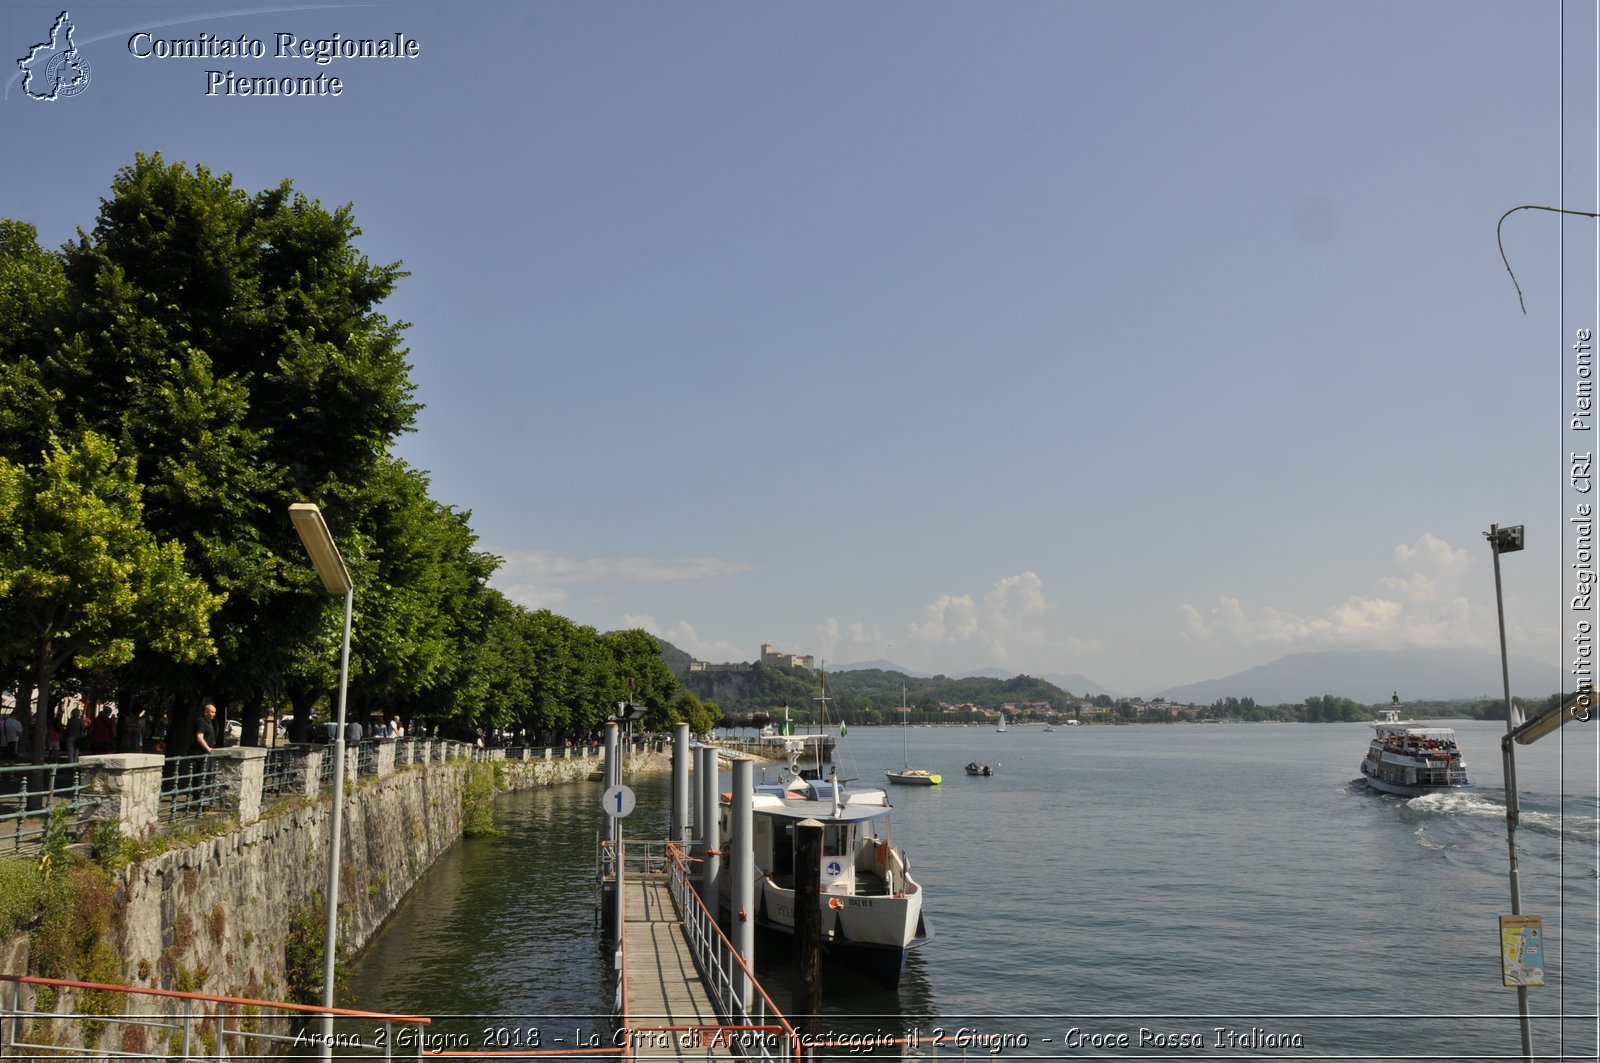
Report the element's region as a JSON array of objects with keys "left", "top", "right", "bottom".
[{"left": 2, "top": 741, "right": 671, "bottom": 1040}]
